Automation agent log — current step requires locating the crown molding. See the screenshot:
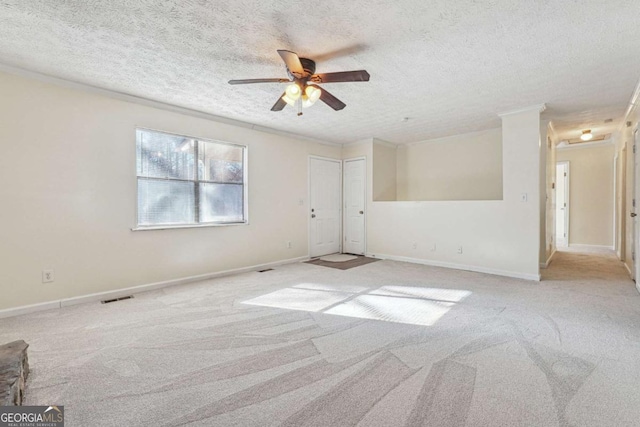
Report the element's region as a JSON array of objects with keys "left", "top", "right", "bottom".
[
  {"left": 498, "top": 103, "right": 547, "bottom": 117},
  {"left": 619, "top": 75, "right": 640, "bottom": 133},
  {"left": 0, "top": 62, "right": 342, "bottom": 148}
]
